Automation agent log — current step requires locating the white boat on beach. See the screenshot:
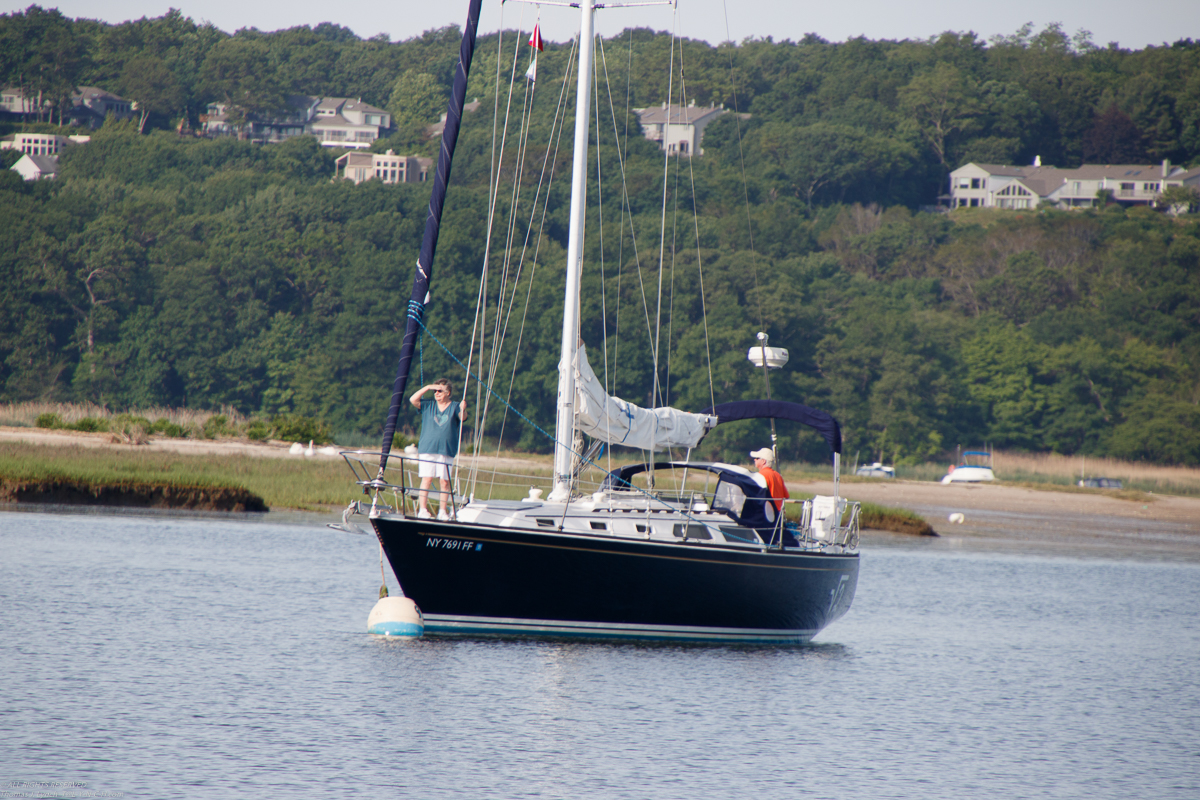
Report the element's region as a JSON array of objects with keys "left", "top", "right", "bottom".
[{"left": 942, "top": 450, "right": 995, "bottom": 484}]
